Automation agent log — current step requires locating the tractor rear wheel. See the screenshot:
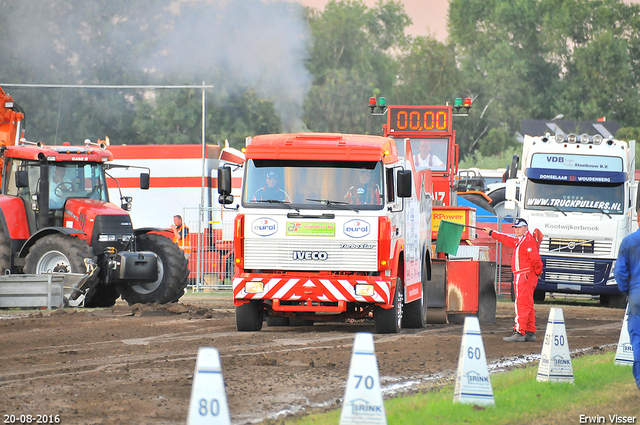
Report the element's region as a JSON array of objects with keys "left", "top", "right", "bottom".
[{"left": 117, "top": 234, "right": 189, "bottom": 305}]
